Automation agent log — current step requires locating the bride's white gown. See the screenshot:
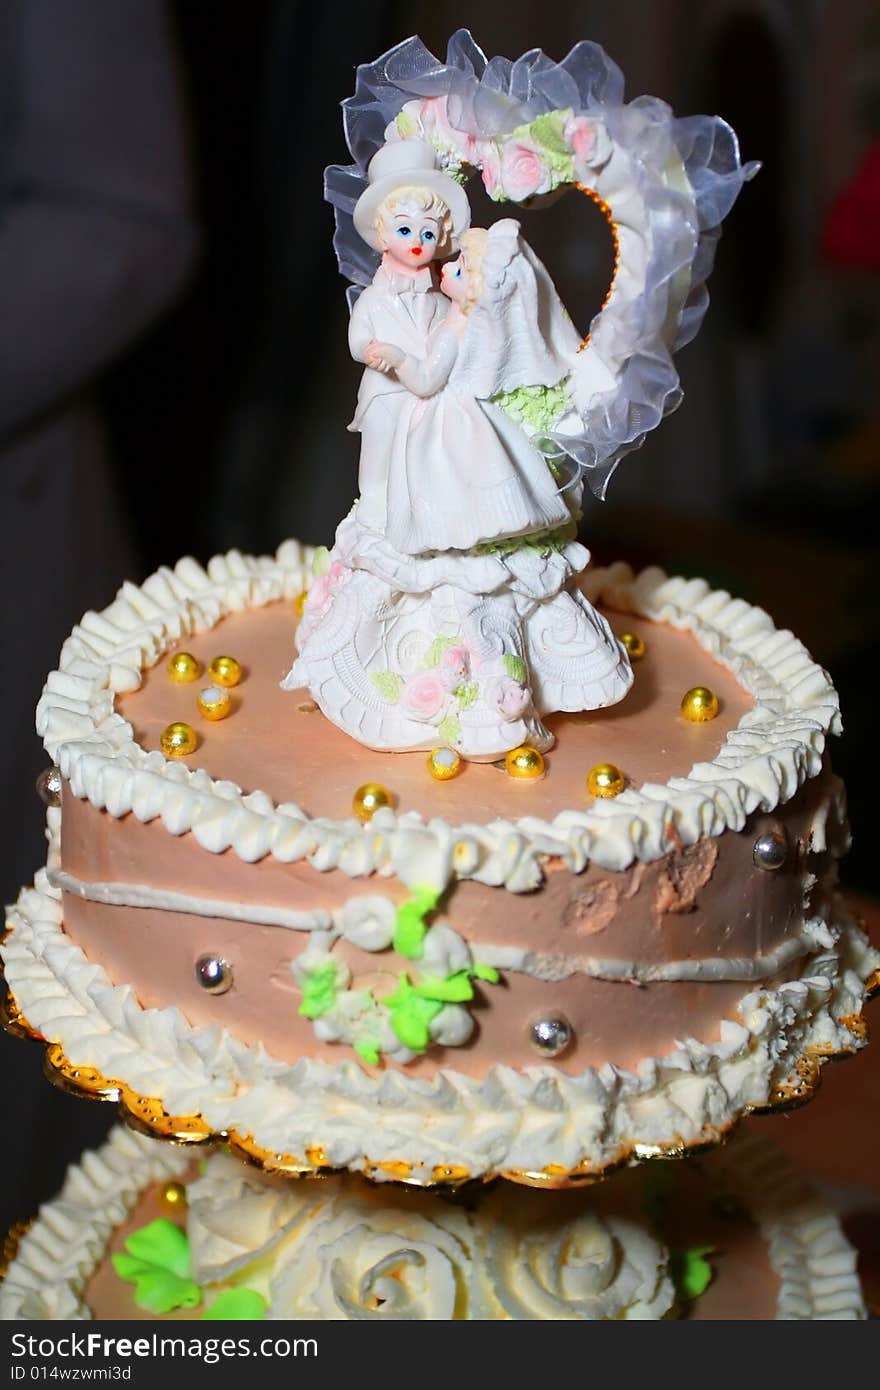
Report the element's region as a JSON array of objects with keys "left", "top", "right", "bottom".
[{"left": 284, "top": 222, "right": 632, "bottom": 758}]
